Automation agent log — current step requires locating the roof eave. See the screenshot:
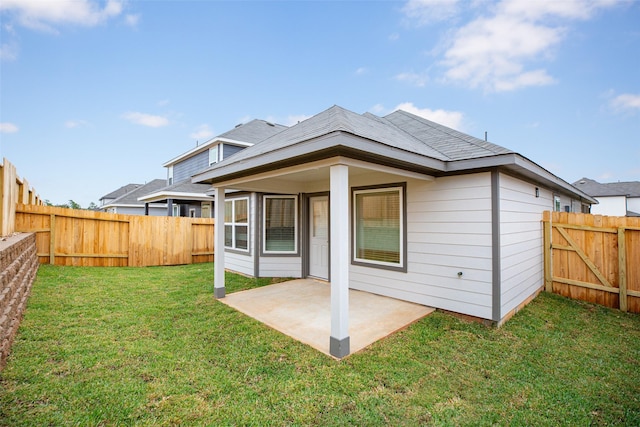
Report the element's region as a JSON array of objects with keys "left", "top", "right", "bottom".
[
  {"left": 447, "top": 153, "right": 597, "bottom": 203},
  {"left": 192, "top": 131, "right": 446, "bottom": 185},
  {"left": 162, "top": 138, "right": 254, "bottom": 167},
  {"left": 138, "top": 191, "right": 214, "bottom": 203}
]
